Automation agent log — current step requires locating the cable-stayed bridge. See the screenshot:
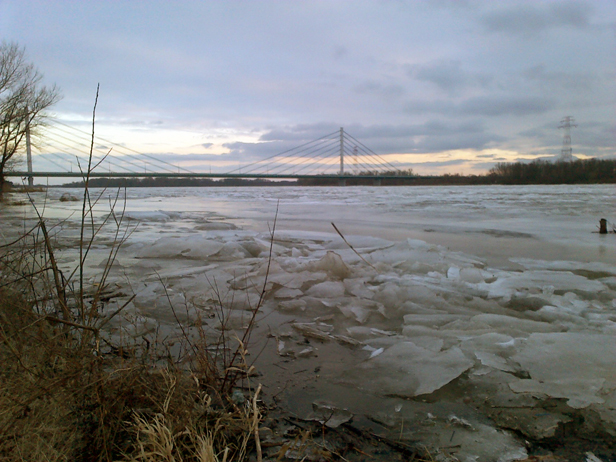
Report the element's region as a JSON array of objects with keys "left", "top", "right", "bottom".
[{"left": 7, "top": 123, "right": 418, "bottom": 185}]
